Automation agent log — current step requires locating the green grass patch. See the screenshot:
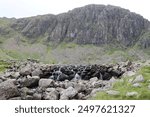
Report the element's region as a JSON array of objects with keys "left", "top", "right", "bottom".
[
  {"left": 0, "top": 49, "right": 12, "bottom": 59},
  {"left": 0, "top": 18, "right": 10, "bottom": 26},
  {"left": 93, "top": 66, "right": 150, "bottom": 100},
  {"left": 4, "top": 50, "right": 41, "bottom": 60},
  {"left": 0, "top": 60, "right": 11, "bottom": 72},
  {"left": 58, "top": 42, "right": 78, "bottom": 49}
]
